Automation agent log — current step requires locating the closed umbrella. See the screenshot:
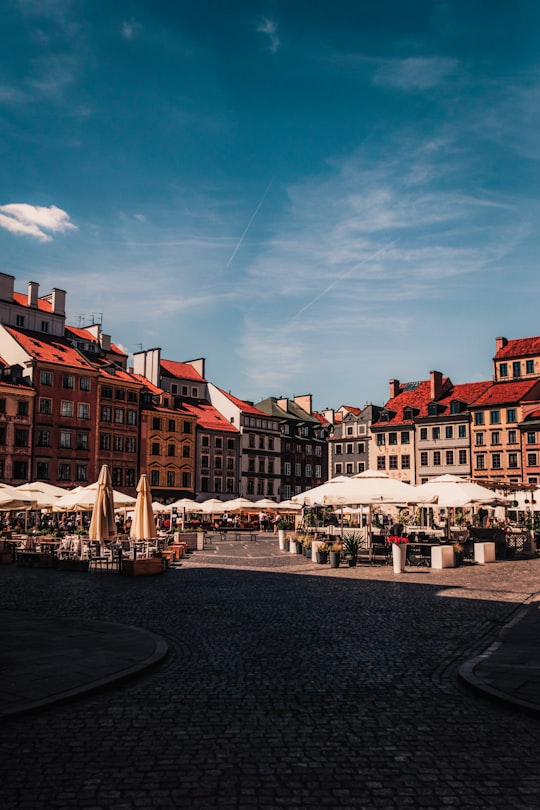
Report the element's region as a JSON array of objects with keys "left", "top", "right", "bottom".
[
  {"left": 130, "top": 474, "right": 157, "bottom": 541},
  {"left": 88, "top": 465, "right": 116, "bottom": 543}
]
